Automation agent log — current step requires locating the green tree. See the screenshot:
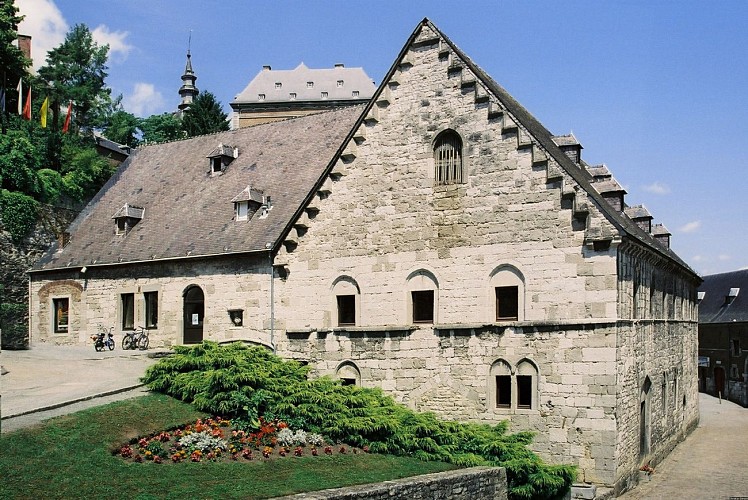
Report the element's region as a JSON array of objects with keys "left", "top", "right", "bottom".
[
  {"left": 36, "top": 24, "right": 111, "bottom": 132},
  {"left": 181, "top": 91, "right": 229, "bottom": 138},
  {"left": 139, "top": 112, "right": 184, "bottom": 143},
  {"left": 0, "top": 0, "right": 29, "bottom": 108},
  {"left": 103, "top": 109, "right": 139, "bottom": 148},
  {"left": 0, "top": 130, "right": 39, "bottom": 193}
]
